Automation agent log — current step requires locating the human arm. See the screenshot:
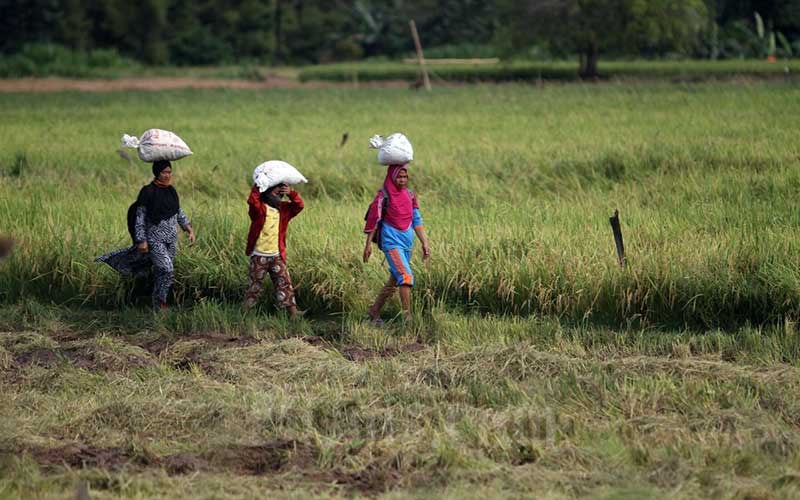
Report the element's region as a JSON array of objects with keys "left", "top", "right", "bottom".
[
  {"left": 414, "top": 226, "right": 430, "bottom": 262},
  {"left": 135, "top": 206, "right": 148, "bottom": 253},
  {"left": 412, "top": 208, "right": 429, "bottom": 261},
  {"left": 280, "top": 187, "right": 304, "bottom": 218},
  {"left": 178, "top": 208, "right": 195, "bottom": 245},
  {"left": 247, "top": 185, "right": 263, "bottom": 221},
  {"left": 363, "top": 230, "right": 376, "bottom": 263}
]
